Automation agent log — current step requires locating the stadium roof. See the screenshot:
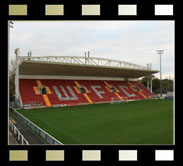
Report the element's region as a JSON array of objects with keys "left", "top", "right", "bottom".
[{"left": 18, "top": 56, "right": 159, "bottom": 78}]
